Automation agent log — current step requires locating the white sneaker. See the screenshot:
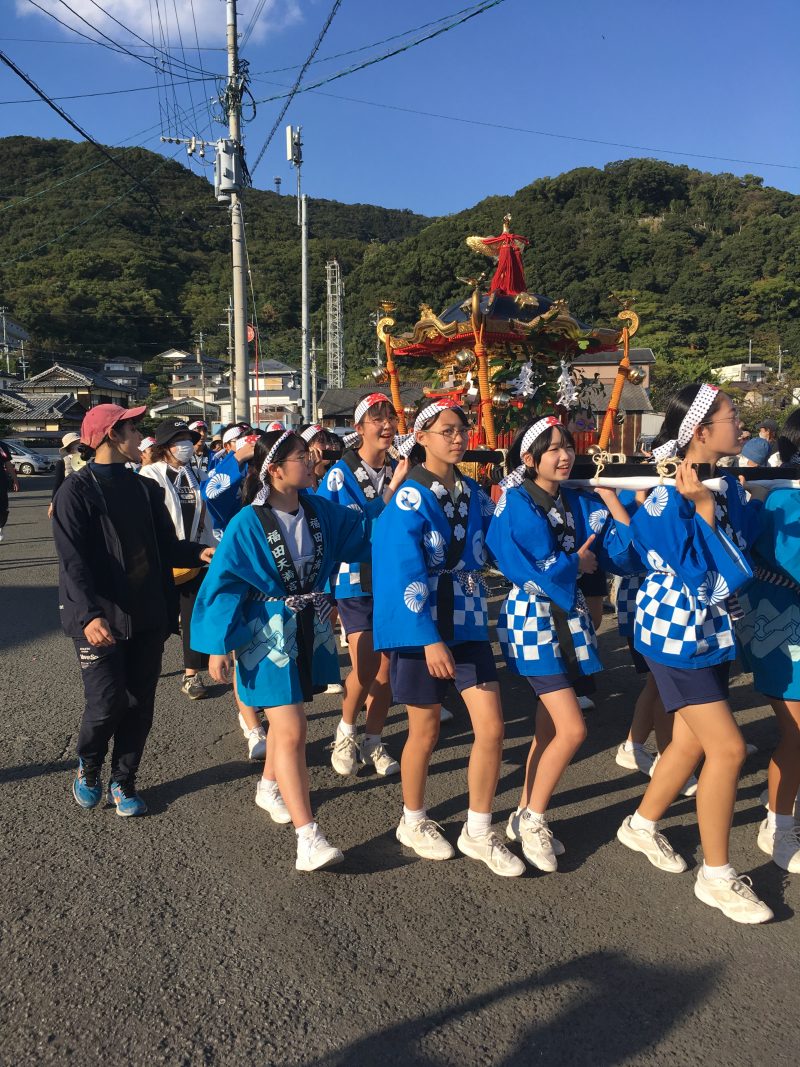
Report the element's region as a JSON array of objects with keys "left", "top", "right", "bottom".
[
  {"left": 360, "top": 740, "right": 399, "bottom": 777},
  {"left": 324, "top": 682, "right": 344, "bottom": 694},
  {"left": 255, "top": 779, "right": 291, "bottom": 824},
  {"left": 506, "top": 809, "right": 564, "bottom": 856},
  {"left": 694, "top": 868, "right": 773, "bottom": 924},
  {"left": 617, "top": 815, "right": 688, "bottom": 873},
  {"left": 440, "top": 705, "right": 454, "bottom": 723},
  {"left": 577, "top": 694, "right": 595, "bottom": 711},
  {"left": 246, "top": 726, "right": 267, "bottom": 761},
  {"left": 339, "top": 627, "right": 348, "bottom": 648},
  {"left": 396, "top": 816, "right": 455, "bottom": 861},
  {"left": 648, "top": 752, "right": 698, "bottom": 797},
  {"left": 330, "top": 731, "right": 360, "bottom": 776},
  {"left": 516, "top": 812, "right": 559, "bottom": 872},
  {"left": 457, "top": 827, "right": 525, "bottom": 877},
  {"left": 757, "top": 819, "right": 800, "bottom": 873},
  {"left": 295, "top": 825, "right": 344, "bottom": 872},
  {"left": 615, "top": 743, "right": 656, "bottom": 774}
]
